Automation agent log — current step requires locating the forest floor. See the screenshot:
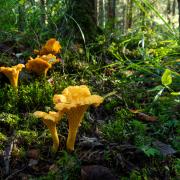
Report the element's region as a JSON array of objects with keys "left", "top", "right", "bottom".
[{"left": 0, "top": 36, "right": 179, "bottom": 180}]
